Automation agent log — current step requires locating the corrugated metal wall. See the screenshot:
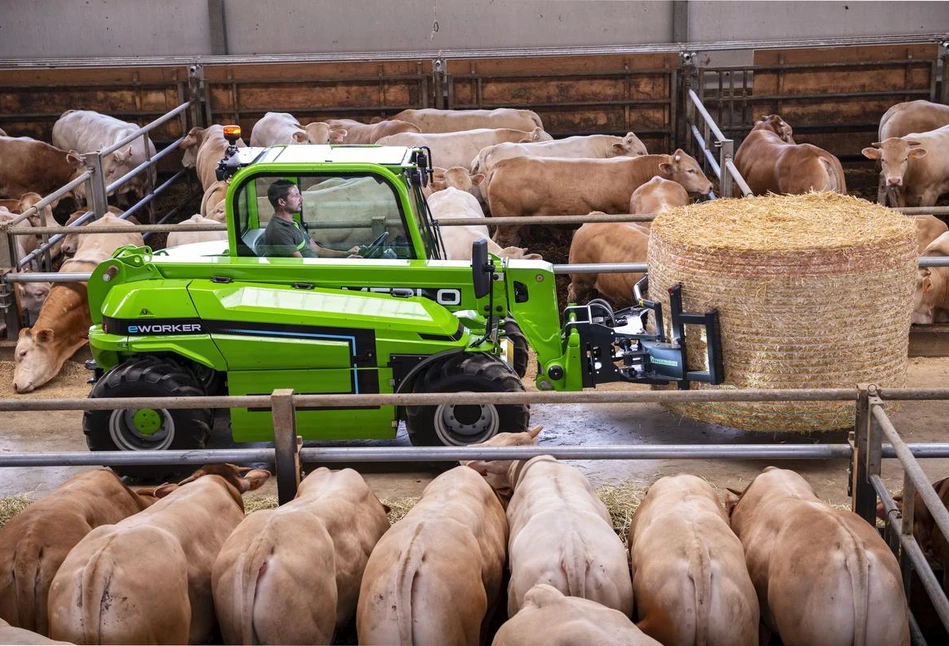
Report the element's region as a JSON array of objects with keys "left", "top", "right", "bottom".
[{"left": 1, "top": 1, "right": 947, "bottom": 59}]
